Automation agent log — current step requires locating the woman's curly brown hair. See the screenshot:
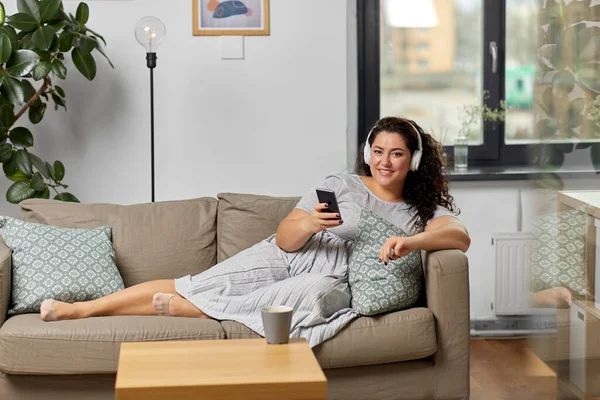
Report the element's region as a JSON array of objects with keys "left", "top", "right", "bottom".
[{"left": 356, "top": 116, "right": 459, "bottom": 230}]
